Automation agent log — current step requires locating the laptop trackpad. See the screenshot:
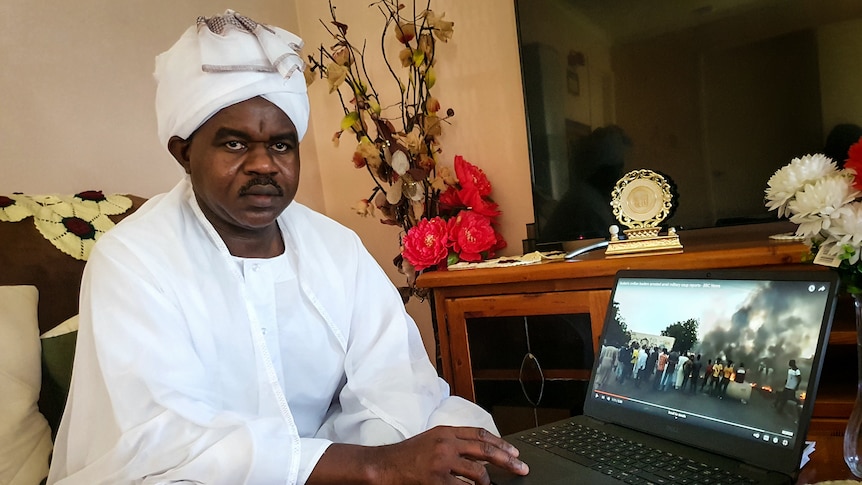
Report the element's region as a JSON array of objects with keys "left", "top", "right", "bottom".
[{"left": 487, "top": 451, "right": 617, "bottom": 485}]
